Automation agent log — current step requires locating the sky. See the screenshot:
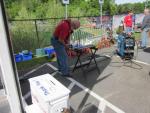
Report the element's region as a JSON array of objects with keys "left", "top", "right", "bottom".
[{"left": 115, "top": 0, "right": 146, "bottom": 4}]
